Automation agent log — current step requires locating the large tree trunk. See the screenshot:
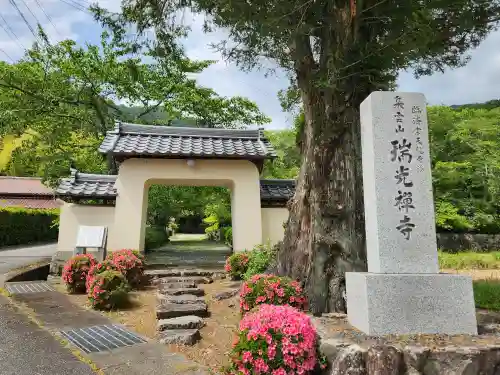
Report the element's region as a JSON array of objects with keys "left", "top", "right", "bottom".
[{"left": 275, "top": 77, "right": 371, "bottom": 314}]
